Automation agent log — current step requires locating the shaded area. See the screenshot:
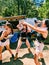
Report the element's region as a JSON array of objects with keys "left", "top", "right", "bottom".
[
  {"left": 18, "top": 53, "right": 34, "bottom": 59},
  {"left": 2, "top": 59, "right": 23, "bottom": 65},
  {"left": 10, "top": 41, "right": 34, "bottom": 49}
]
